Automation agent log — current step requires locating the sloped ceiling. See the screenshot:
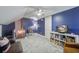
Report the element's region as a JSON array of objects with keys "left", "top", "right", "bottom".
[
  {"left": 0, "top": 6, "right": 76, "bottom": 24},
  {"left": 0, "top": 6, "right": 27, "bottom": 24}
]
